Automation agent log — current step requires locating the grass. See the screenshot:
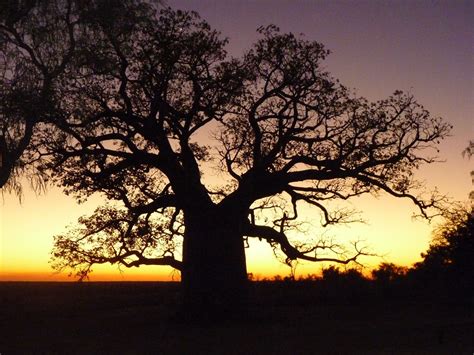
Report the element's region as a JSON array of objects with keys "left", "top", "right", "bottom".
[{"left": 0, "top": 282, "right": 472, "bottom": 354}]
